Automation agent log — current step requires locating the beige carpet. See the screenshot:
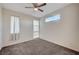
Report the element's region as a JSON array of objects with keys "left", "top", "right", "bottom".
[{"left": 0, "top": 38, "right": 79, "bottom": 55}]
